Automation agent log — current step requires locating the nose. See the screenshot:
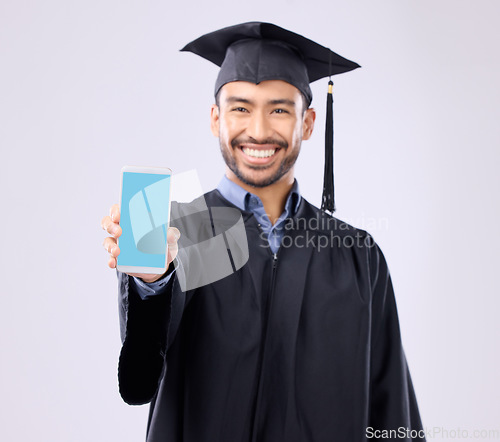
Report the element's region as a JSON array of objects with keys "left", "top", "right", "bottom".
[{"left": 246, "top": 110, "right": 273, "bottom": 142}]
